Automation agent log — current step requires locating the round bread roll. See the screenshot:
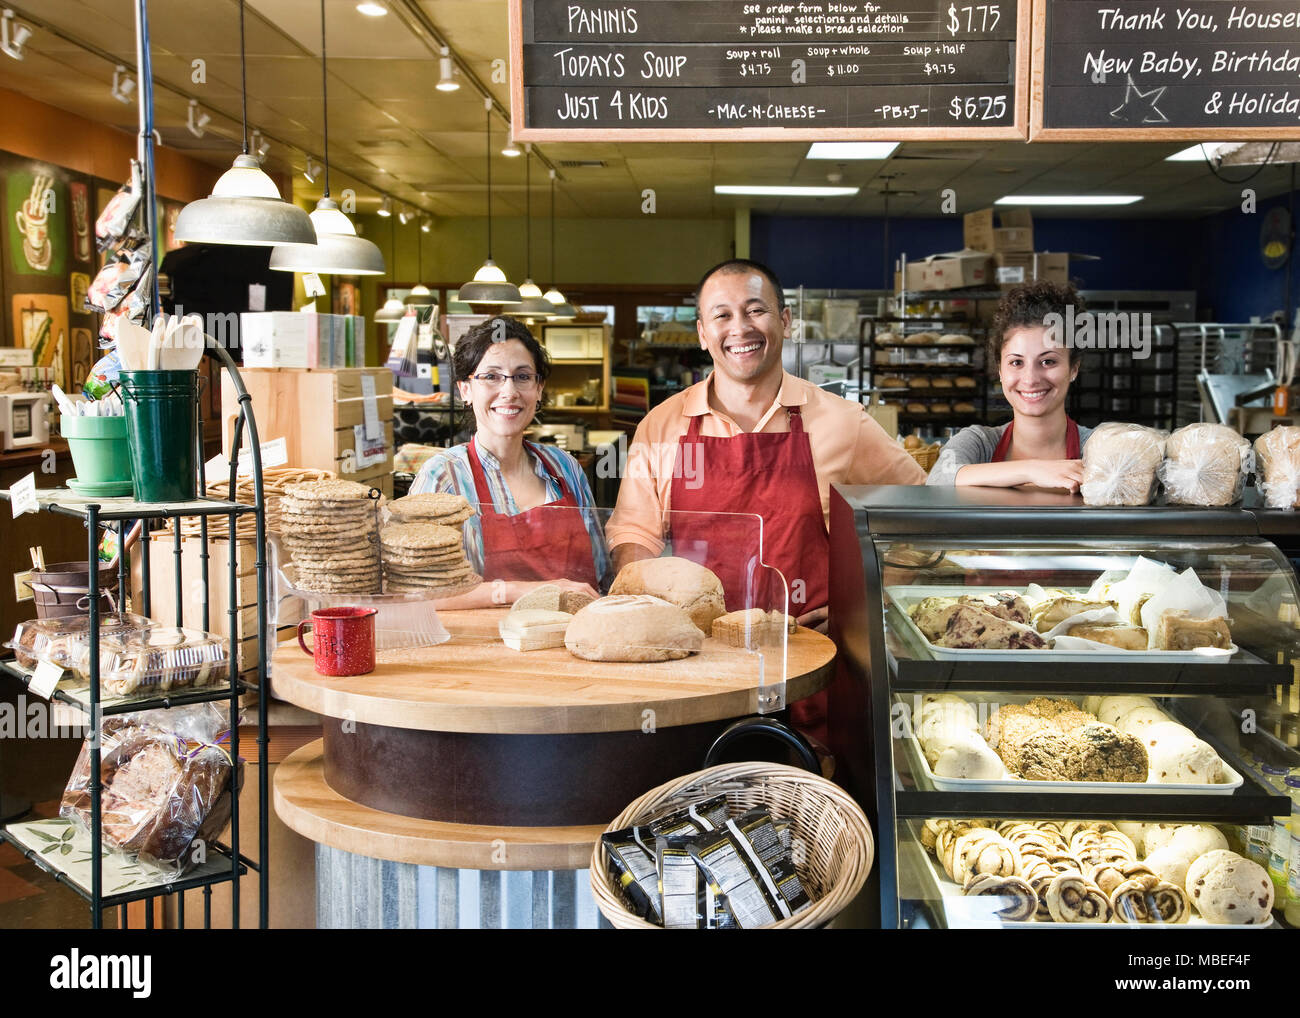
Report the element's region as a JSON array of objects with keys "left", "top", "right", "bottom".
[
  {"left": 1143, "top": 845, "right": 1196, "bottom": 890},
  {"left": 934, "top": 738, "right": 1006, "bottom": 779},
  {"left": 1189, "top": 856, "right": 1273, "bottom": 924},
  {"left": 1115, "top": 821, "right": 1147, "bottom": 854},
  {"left": 1141, "top": 823, "right": 1181, "bottom": 856},
  {"left": 1148, "top": 735, "right": 1226, "bottom": 784},
  {"left": 564, "top": 595, "right": 704, "bottom": 662},
  {"left": 1098, "top": 695, "right": 1155, "bottom": 727},
  {"left": 609, "top": 556, "right": 726, "bottom": 631},
  {"left": 1184, "top": 850, "right": 1240, "bottom": 895},
  {"left": 1169, "top": 824, "right": 1229, "bottom": 861},
  {"left": 1115, "top": 705, "right": 1168, "bottom": 735},
  {"left": 1141, "top": 721, "right": 1196, "bottom": 753}
]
